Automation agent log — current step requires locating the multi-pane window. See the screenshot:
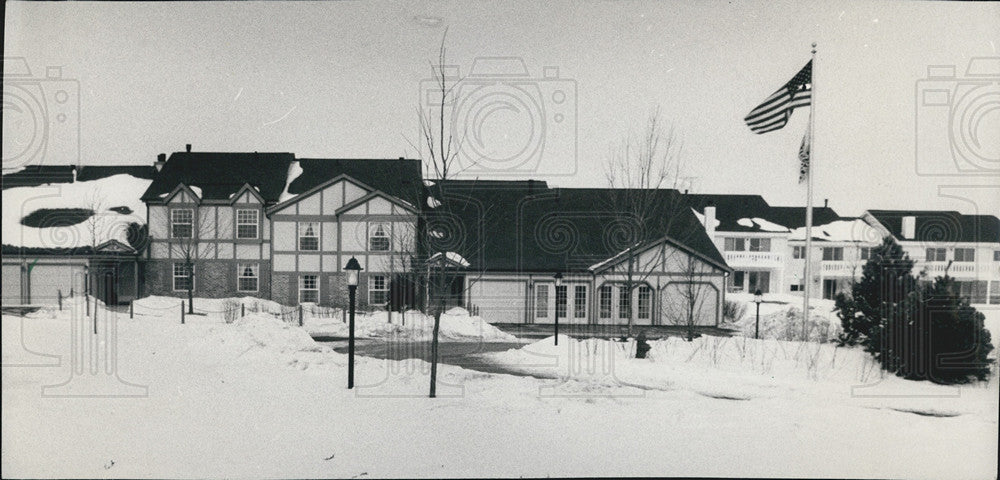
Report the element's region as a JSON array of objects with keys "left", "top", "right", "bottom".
[
  {"left": 791, "top": 246, "right": 805, "bottom": 259},
  {"left": 822, "top": 247, "right": 844, "bottom": 261},
  {"left": 369, "top": 275, "right": 389, "bottom": 305},
  {"left": 860, "top": 247, "right": 874, "bottom": 260},
  {"left": 926, "top": 248, "right": 947, "bottom": 262},
  {"left": 749, "top": 238, "right": 771, "bottom": 252},
  {"left": 535, "top": 285, "right": 549, "bottom": 318},
  {"left": 555, "top": 285, "right": 567, "bottom": 318},
  {"left": 236, "top": 209, "right": 259, "bottom": 239},
  {"left": 724, "top": 237, "right": 746, "bottom": 251},
  {"left": 237, "top": 263, "right": 259, "bottom": 292},
  {"left": 171, "top": 209, "right": 193, "bottom": 238},
  {"left": 299, "top": 275, "right": 318, "bottom": 303},
  {"left": 790, "top": 283, "right": 803, "bottom": 292},
  {"left": 574, "top": 286, "right": 587, "bottom": 319},
  {"left": 994, "top": 250, "right": 1000, "bottom": 262},
  {"left": 598, "top": 285, "right": 612, "bottom": 319},
  {"left": 954, "top": 280, "right": 988, "bottom": 304},
  {"left": 369, "top": 223, "right": 390, "bottom": 252},
  {"left": 298, "top": 222, "right": 319, "bottom": 251},
  {"left": 954, "top": 248, "right": 975, "bottom": 262},
  {"left": 637, "top": 286, "right": 651, "bottom": 319},
  {"left": 172, "top": 263, "right": 193, "bottom": 291},
  {"left": 618, "top": 286, "right": 631, "bottom": 319}
]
